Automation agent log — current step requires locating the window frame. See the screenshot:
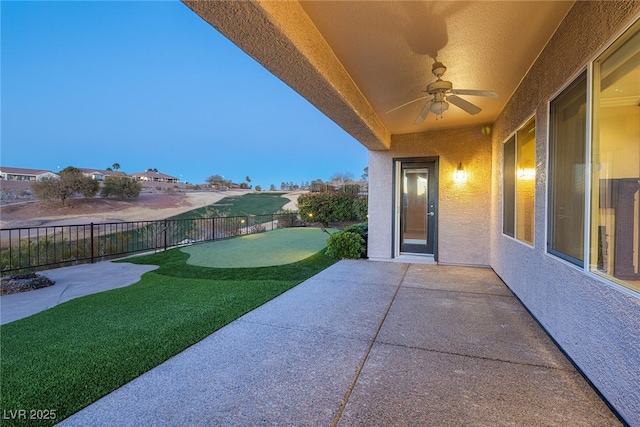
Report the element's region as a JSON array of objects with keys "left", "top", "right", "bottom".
[
  {"left": 588, "top": 18, "right": 640, "bottom": 292},
  {"left": 547, "top": 70, "right": 588, "bottom": 267},
  {"left": 544, "top": 16, "right": 640, "bottom": 294},
  {"left": 502, "top": 115, "right": 536, "bottom": 247},
  {"left": 502, "top": 135, "right": 516, "bottom": 238}
]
